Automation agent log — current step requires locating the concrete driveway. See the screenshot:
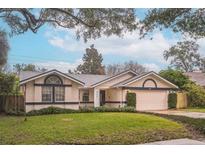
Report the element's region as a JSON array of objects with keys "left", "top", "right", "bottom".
[
  {"left": 145, "top": 138, "right": 205, "bottom": 145},
  {"left": 147, "top": 110, "right": 205, "bottom": 119}
]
